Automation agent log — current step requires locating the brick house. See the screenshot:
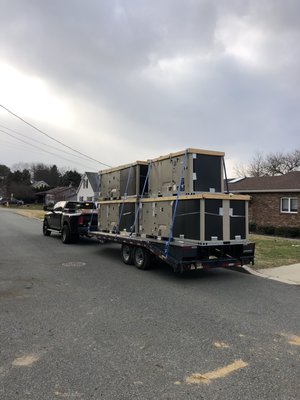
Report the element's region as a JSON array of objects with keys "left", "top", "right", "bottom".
[{"left": 228, "top": 171, "right": 300, "bottom": 230}]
